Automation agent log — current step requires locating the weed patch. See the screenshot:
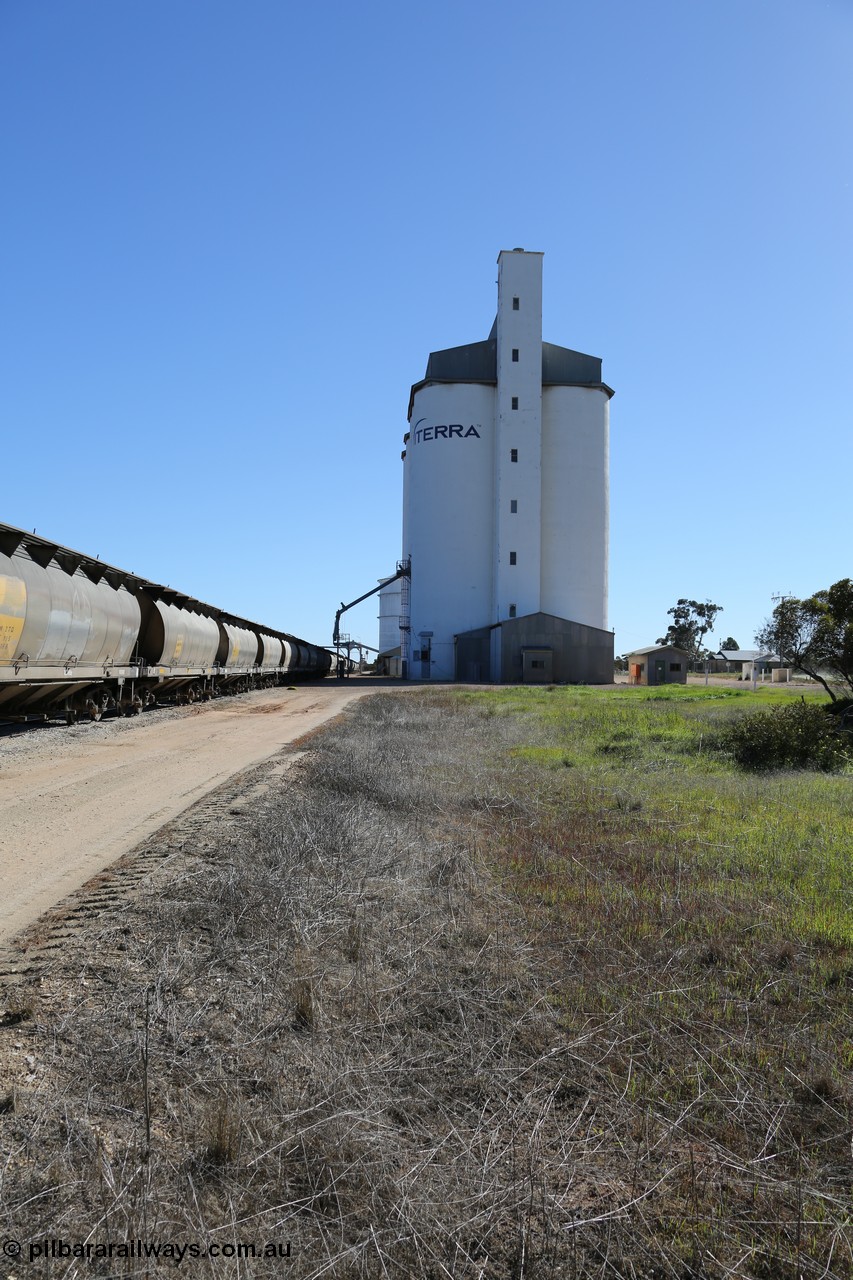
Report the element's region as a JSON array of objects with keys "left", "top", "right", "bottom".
[{"left": 715, "top": 699, "right": 852, "bottom": 772}]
